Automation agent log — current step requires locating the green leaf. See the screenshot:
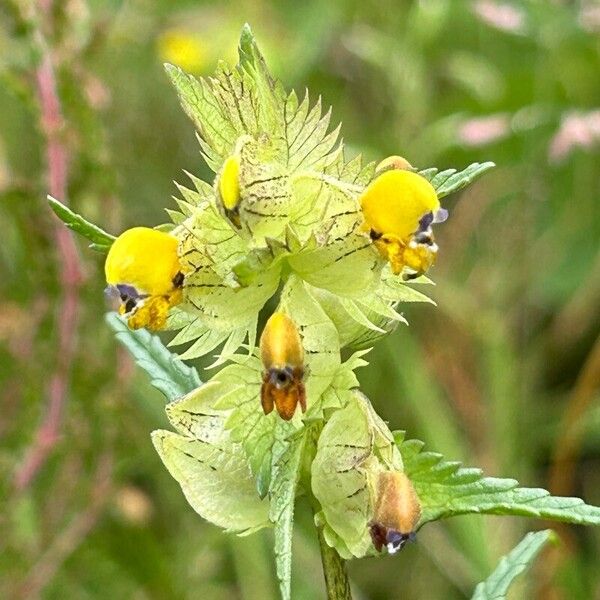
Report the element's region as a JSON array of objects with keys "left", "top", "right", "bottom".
[
  {"left": 418, "top": 161, "right": 495, "bottom": 199},
  {"left": 48, "top": 195, "right": 115, "bottom": 252},
  {"left": 471, "top": 530, "right": 556, "bottom": 600},
  {"left": 395, "top": 432, "right": 600, "bottom": 527},
  {"left": 270, "top": 431, "right": 307, "bottom": 600},
  {"left": 106, "top": 312, "right": 201, "bottom": 401}
]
